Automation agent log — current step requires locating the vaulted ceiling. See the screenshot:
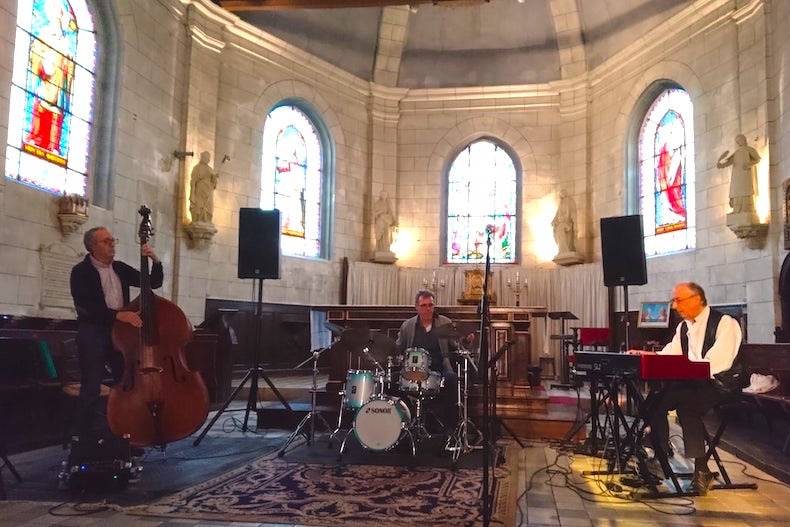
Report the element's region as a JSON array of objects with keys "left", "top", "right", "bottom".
[{"left": 218, "top": 0, "right": 690, "bottom": 88}]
